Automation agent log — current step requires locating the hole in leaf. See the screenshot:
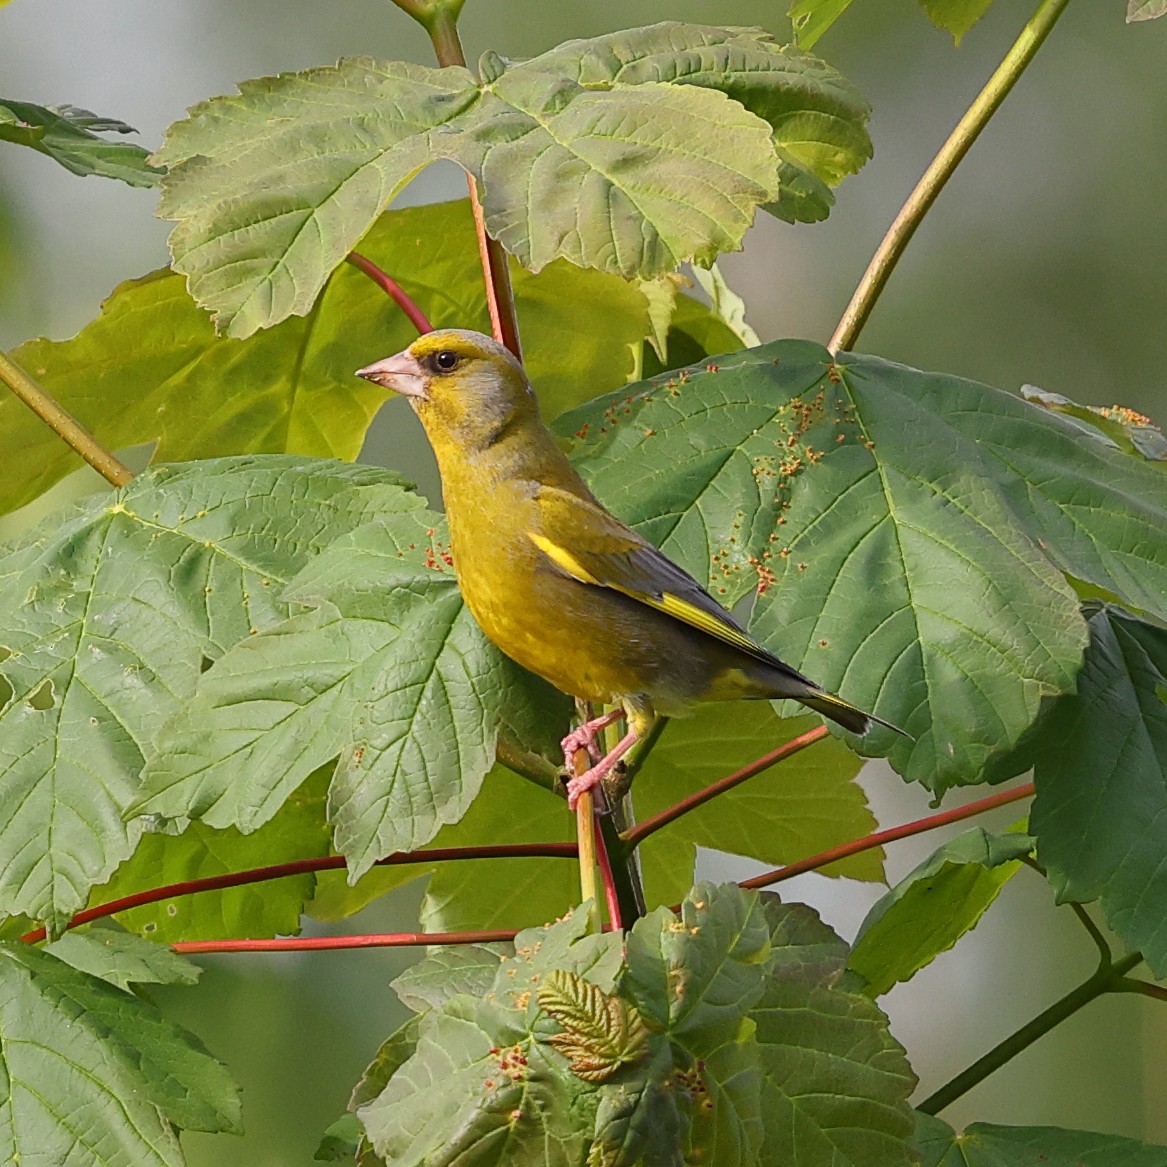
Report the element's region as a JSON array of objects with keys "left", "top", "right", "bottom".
[
  {"left": 0, "top": 675, "right": 12, "bottom": 712},
  {"left": 199, "top": 655, "right": 215, "bottom": 674},
  {"left": 28, "top": 680, "right": 55, "bottom": 710},
  {"left": 0, "top": 644, "right": 11, "bottom": 662}
]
